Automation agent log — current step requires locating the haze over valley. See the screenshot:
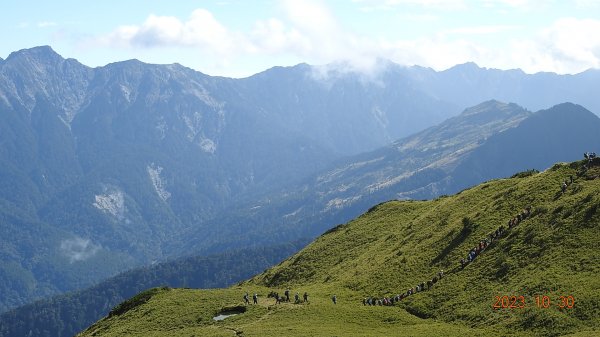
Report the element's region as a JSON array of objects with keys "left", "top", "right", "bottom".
[{"left": 1, "top": 1, "right": 599, "bottom": 336}]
